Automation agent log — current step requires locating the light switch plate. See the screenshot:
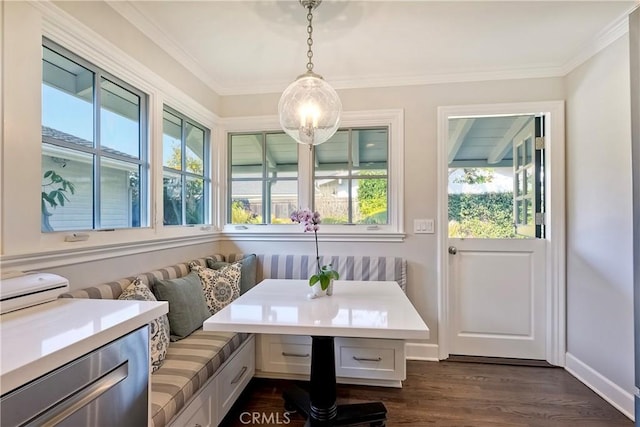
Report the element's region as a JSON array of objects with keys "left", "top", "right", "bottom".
[{"left": 414, "top": 219, "right": 435, "bottom": 234}]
